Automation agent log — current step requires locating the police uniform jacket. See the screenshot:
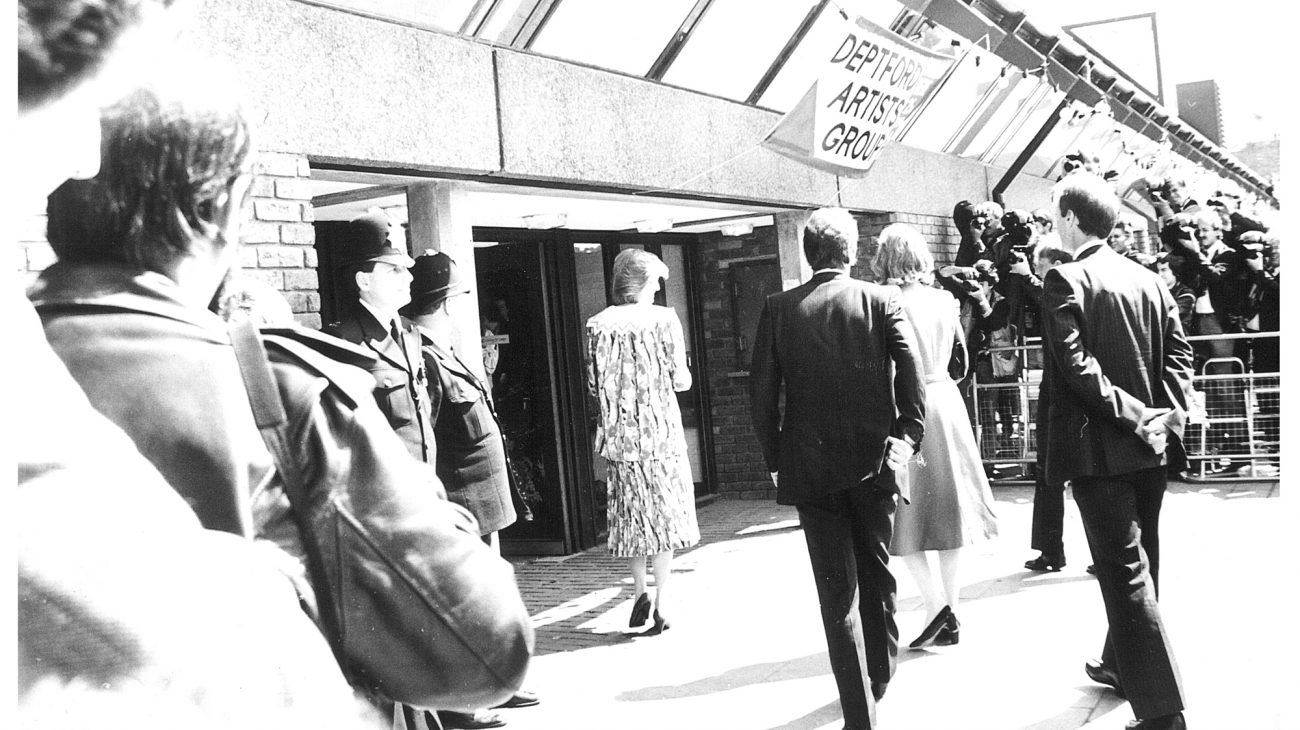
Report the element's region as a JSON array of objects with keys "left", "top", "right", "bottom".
[
  {"left": 421, "top": 335, "right": 521, "bottom": 535},
  {"left": 323, "top": 305, "right": 436, "bottom": 464}
]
